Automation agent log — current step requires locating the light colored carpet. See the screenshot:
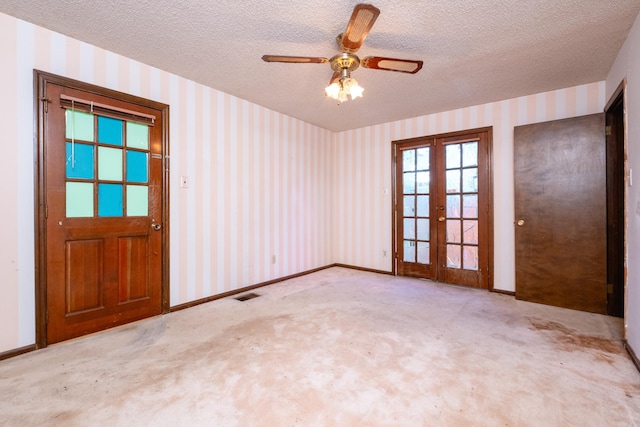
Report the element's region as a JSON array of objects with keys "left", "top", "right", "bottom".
[{"left": 1, "top": 267, "right": 639, "bottom": 426}]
